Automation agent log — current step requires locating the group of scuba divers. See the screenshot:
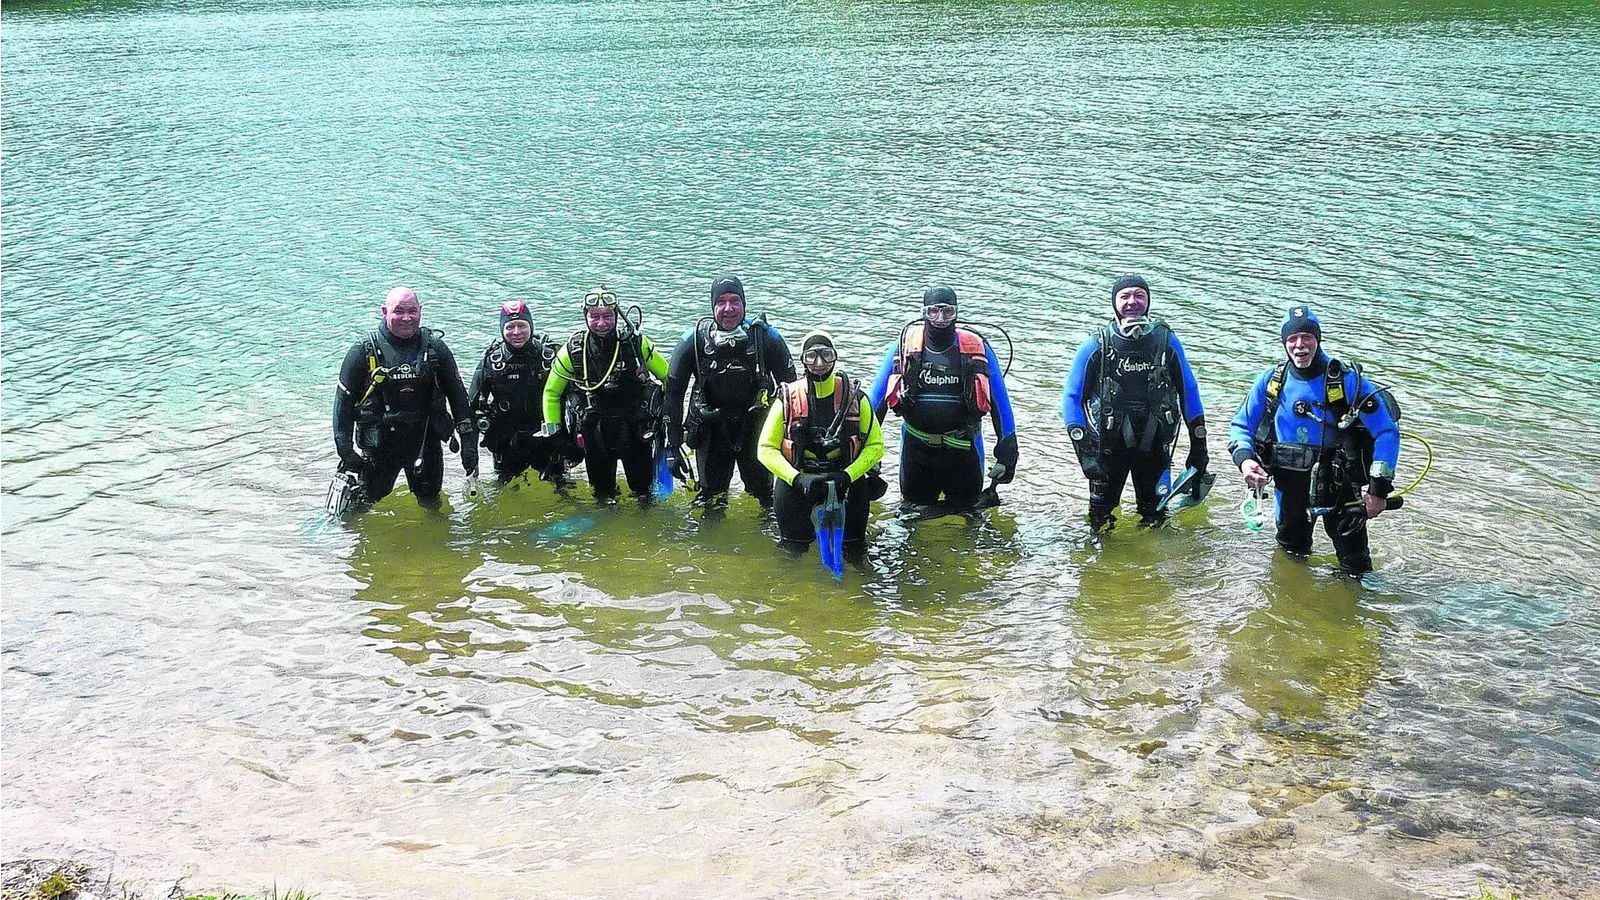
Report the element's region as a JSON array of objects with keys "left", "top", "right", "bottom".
[{"left": 331, "top": 272, "right": 1414, "bottom": 576}]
